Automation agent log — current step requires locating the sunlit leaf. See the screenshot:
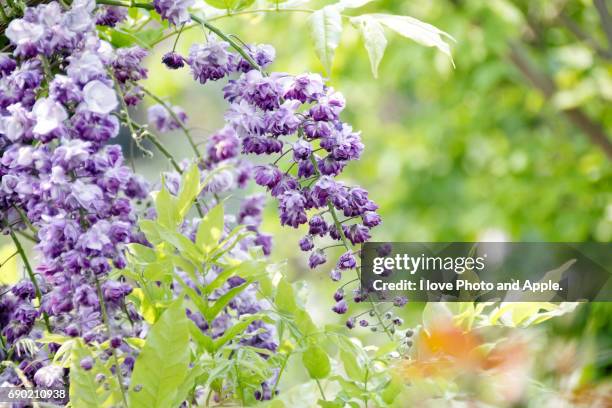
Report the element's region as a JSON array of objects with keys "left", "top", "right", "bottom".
[
  {"left": 302, "top": 344, "right": 330, "bottom": 379},
  {"left": 196, "top": 203, "right": 224, "bottom": 254},
  {"left": 368, "top": 13, "right": 454, "bottom": 65},
  {"left": 309, "top": 6, "right": 343, "bottom": 75},
  {"left": 128, "top": 300, "right": 191, "bottom": 408},
  {"left": 0, "top": 243, "right": 19, "bottom": 285},
  {"left": 70, "top": 341, "right": 113, "bottom": 408},
  {"left": 351, "top": 15, "right": 387, "bottom": 78}
]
